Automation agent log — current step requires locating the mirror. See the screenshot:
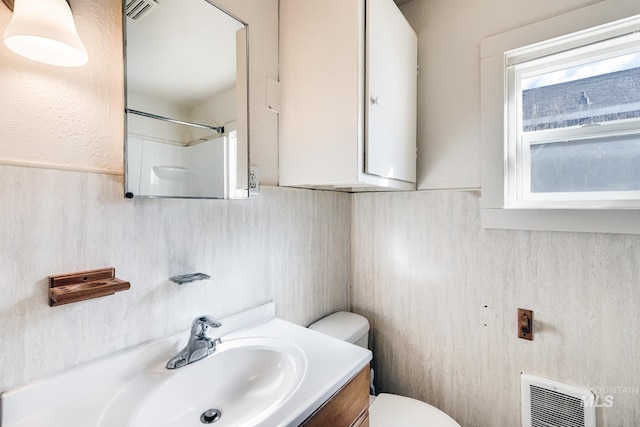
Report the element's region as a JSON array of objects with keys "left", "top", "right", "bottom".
[{"left": 123, "top": 0, "right": 249, "bottom": 199}]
